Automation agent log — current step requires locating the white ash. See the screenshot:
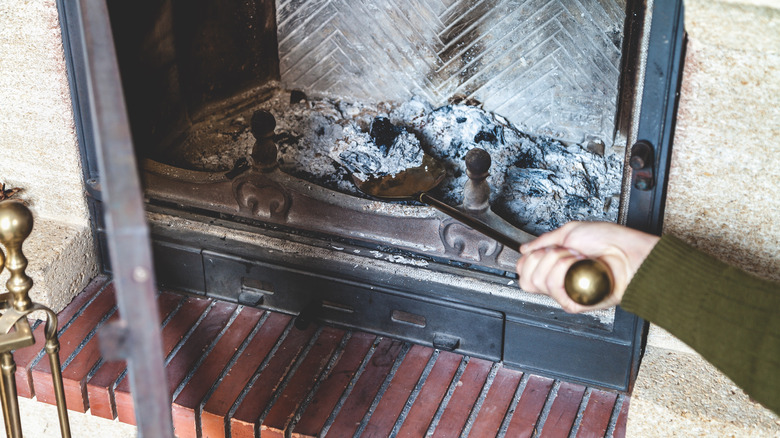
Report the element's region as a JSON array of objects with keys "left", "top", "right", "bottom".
[
  {"left": 370, "top": 251, "right": 430, "bottom": 267},
  {"left": 328, "top": 125, "right": 423, "bottom": 180},
  {"left": 171, "top": 88, "right": 622, "bottom": 235}
]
